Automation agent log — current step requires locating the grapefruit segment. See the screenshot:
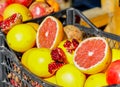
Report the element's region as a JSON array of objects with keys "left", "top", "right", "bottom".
[
  {"left": 36, "top": 16, "right": 64, "bottom": 49},
  {"left": 73, "top": 37, "right": 112, "bottom": 74}
]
